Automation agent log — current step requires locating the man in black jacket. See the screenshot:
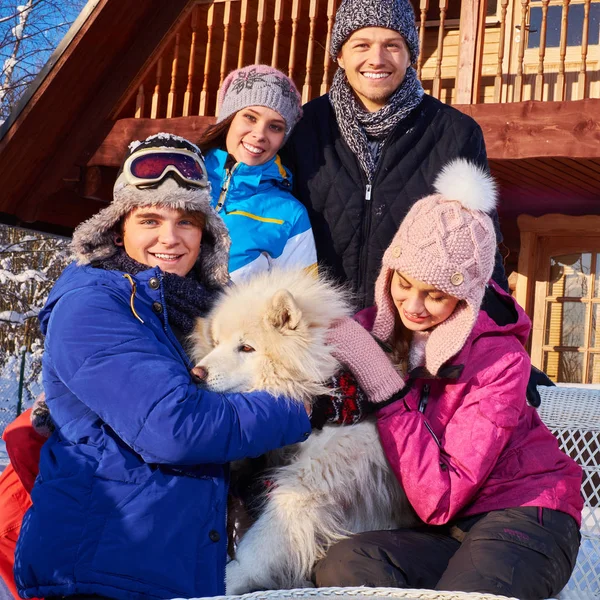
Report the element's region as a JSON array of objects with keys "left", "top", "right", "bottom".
[{"left": 282, "top": 0, "right": 507, "bottom": 308}]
